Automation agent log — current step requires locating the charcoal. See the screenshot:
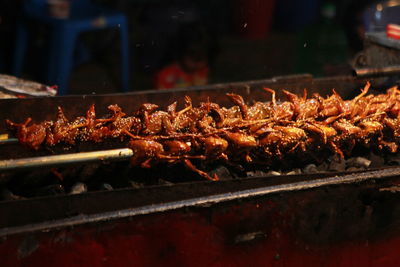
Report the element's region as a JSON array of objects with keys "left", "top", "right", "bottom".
[
  {"left": 369, "top": 153, "right": 385, "bottom": 168},
  {"left": 209, "top": 166, "right": 234, "bottom": 180},
  {"left": 35, "top": 184, "right": 65, "bottom": 196},
  {"left": 78, "top": 164, "right": 100, "bottom": 181},
  {"left": 285, "top": 169, "right": 302, "bottom": 175},
  {"left": 130, "top": 181, "right": 144, "bottom": 189},
  {"left": 246, "top": 171, "right": 256, "bottom": 177},
  {"left": 255, "top": 170, "right": 268, "bottom": 176},
  {"left": 328, "top": 158, "right": 346, "bottom": 172},
  {"left": 346, "top": 167, "right": 365, "bottom": 172},
  {"left": 266, "top": 171, "right": 281, "bottom": 176},
  {"left": 346, "top": 157, "right": 371, "bottom": 168},
  {"left": 100, "top": 183, "right": 113, "bottom": 191},
  {"left": 303, "top": 164, "right": 318, "bottom": 174},
  {"left": 246, "top": 170, "right": 268, "bottom": 177},
  {"left": 3, "top": 147, "right": 400, "bottom": 201},
  {"left": 317, "top": 162, "right": 329, "bottom": 172},
  {"left": 387, "top": 155, "right": 400, "bottom": 165},
  {"left": 1, "top": 188, "right": 24, "bottom": 201},
  {"left": 70, "top": 183, "right": 87, "bottom": 194}
]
